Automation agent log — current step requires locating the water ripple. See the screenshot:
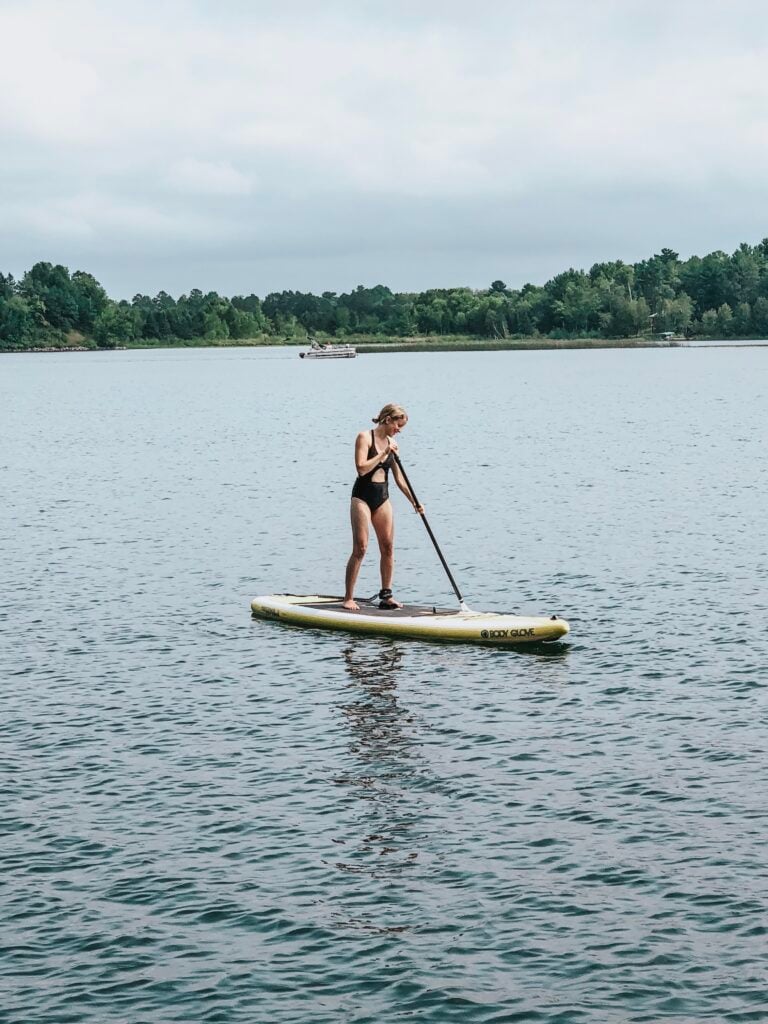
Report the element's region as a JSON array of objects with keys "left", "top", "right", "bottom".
[{"left": 2, "top": 348, "right": 767, "bottom": 1022}]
